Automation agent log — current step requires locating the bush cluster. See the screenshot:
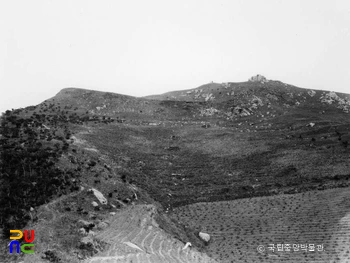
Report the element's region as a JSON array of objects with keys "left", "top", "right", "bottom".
[{"left": 0, "top": 109, "right": 78, "bottom": 237}]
